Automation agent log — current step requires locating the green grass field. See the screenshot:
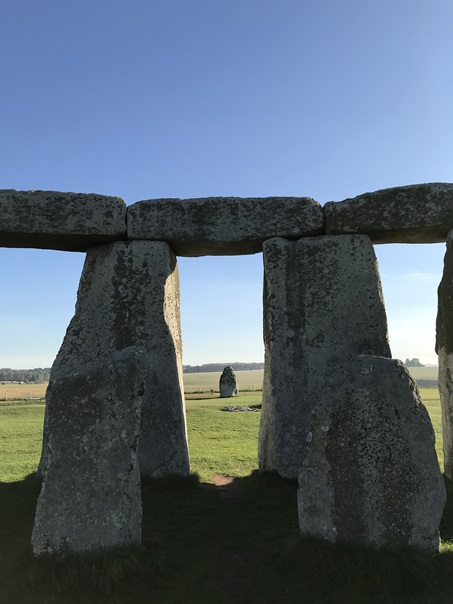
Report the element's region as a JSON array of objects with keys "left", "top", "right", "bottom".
[
  {"left": 1, "top": 387, "right": 453, "bottom": 603},
  {"left": 0, "top": 388, "right": 442, "bottom": 483}
]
